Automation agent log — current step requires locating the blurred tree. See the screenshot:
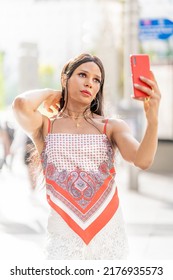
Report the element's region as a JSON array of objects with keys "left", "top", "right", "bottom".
[{"left": 39, "top": 64, "right": 57, "bottom": 88}]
